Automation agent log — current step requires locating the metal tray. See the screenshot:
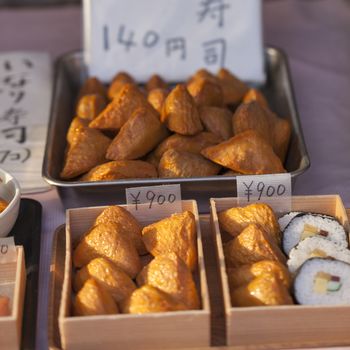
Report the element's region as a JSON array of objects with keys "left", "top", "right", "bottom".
[
  {"left": 42, "top": 48, "right": 310, "bottom": 212},
  {"left": 8, "top": 198, "right": 42, "bottom": 350}
]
